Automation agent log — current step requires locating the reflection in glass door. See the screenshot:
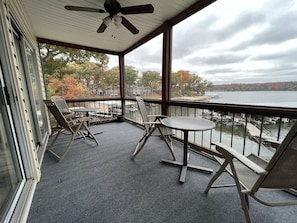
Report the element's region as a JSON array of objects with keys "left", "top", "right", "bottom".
[
  {"left": 13, "top": 27, "right": 47, "bottom": 148},
  {"left": 23, "top": 41, "right": 46, "bottom": 139}
]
